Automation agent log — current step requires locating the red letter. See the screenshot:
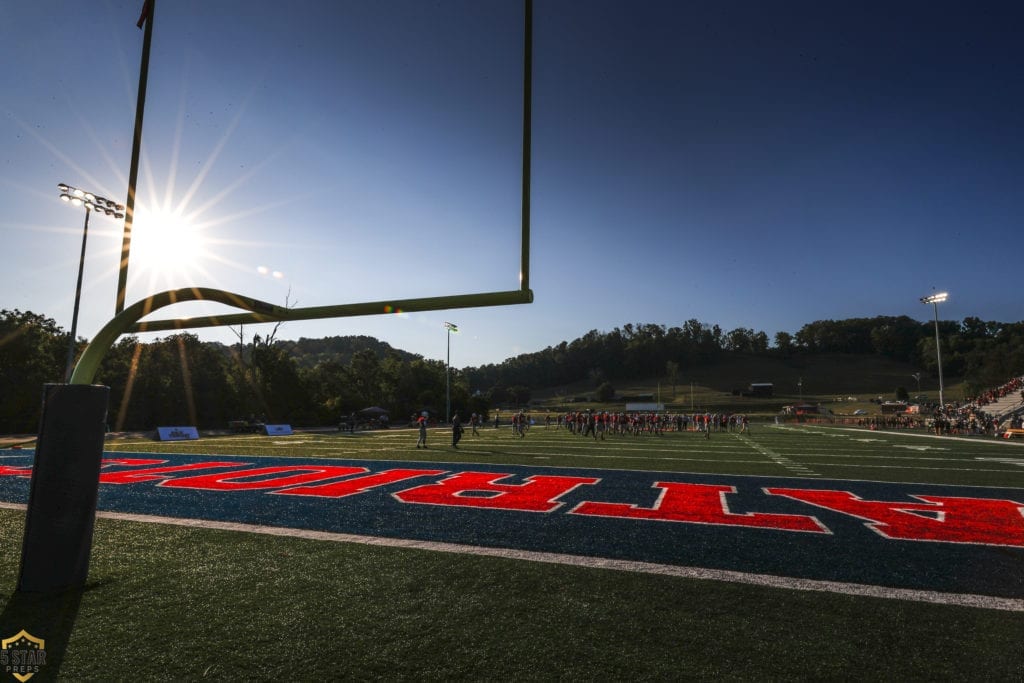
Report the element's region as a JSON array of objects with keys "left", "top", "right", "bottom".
[
  {"left": 766, "top": 488, "right": 1024, "bottom": 547},
  {"left": 160, "top": 465, "right": 367, "bottom": 491},
  {"left": 101, "top": 458, "right": 168, "bottom": 468},
  {"left": 3, "top": 457, "right": 170, "bottom": 479},
  {"left": 573, "top": 482, "right": 826, "bottom": 533},
  {"left": 394, "top": 472, "right": 599, "bottom": 512},
  {"left": 274, "top": 468, "right": 446, "bottom": 498},
  {"left": 100, "top": 461, "right": 250, "bottom": 484}
]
